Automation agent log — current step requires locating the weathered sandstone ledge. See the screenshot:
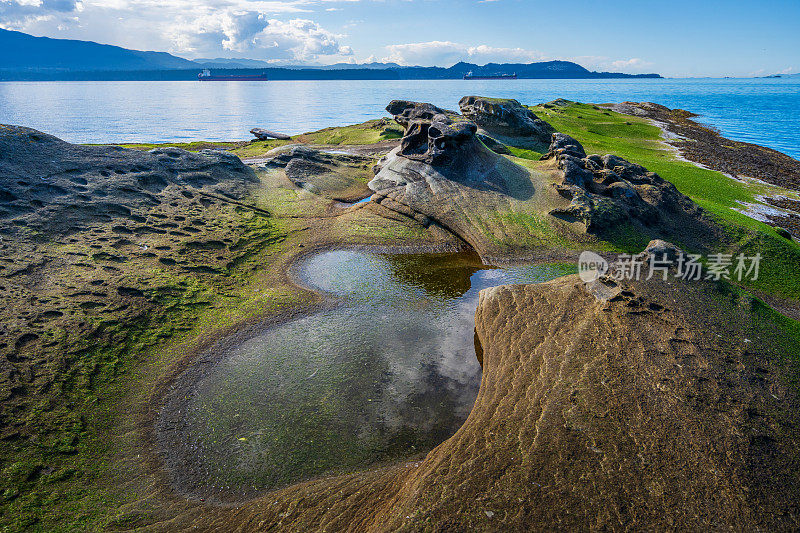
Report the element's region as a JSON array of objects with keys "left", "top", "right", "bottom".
[{"left": 153, "top": 245, "right": 800, "bottom": 531}]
